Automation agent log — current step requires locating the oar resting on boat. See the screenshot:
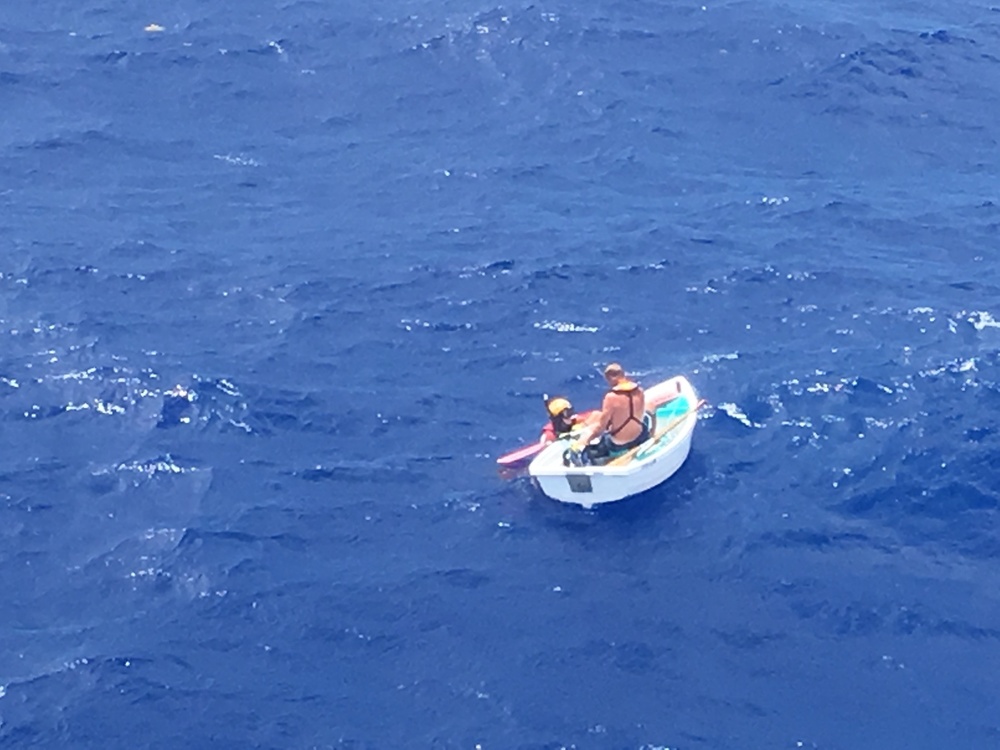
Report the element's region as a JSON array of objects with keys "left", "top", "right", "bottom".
[{"left": 607, "top": 399, "right": 706, "bottom": 467}]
